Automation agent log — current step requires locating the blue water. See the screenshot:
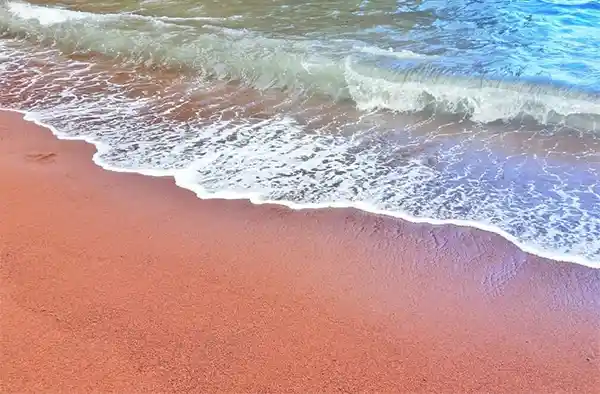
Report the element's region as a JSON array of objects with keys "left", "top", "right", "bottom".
[{"left": 383, "top": 1, "right": 599, "bottom": 90}]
